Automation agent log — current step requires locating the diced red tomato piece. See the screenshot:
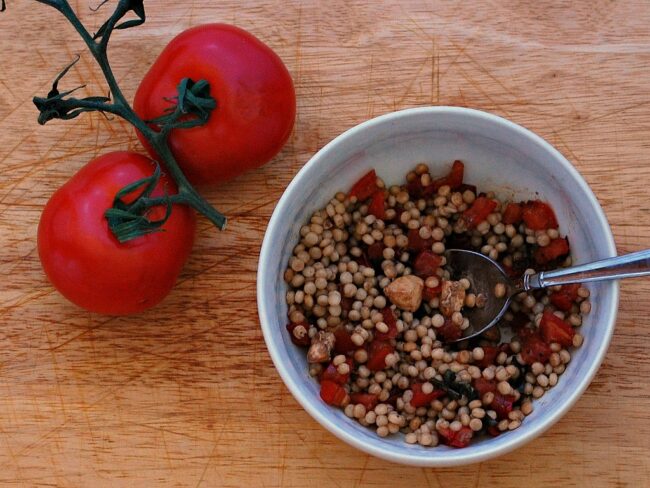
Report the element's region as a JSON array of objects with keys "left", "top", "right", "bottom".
[
  {"left": 473, "top": 345, "right": 499, "bottom": 368},
  {"left": 540, "top": 311, "right": 575, "bottom": 347},
  {"left": 534, "top": 237, "right": 570, "bottom": 265},
  {"left": 413, "top": 250, "right": 442, "bottom": 277},
  {"left": 321, "top": 358, "right": 353, "bottom": 385},
  {"left": 320, "top": 380, "right": 348, "bottom": 406},
  {"left": 463, "top": 197, "right": 498, "bottom": 229},
  {"left": 367, "top": 340, "right": 394, "bottom": 371},
  {"left": 522, "top": 200, "right": 559, "bottom": 230},
  {"left": 350, "top": 393, "right": 379, "bottom": 410},
  {"left": 520, "top": 334, "right": 552, "bottom": 365},
  {"left": 423, "top": 283, "right": 443, "bottom": 301},
  {"left": 286, "top": 321, "right": 310, "bottom": 347},
  {"left": 367, "top": 242, "right": 384, "bottom": 262},
  {"left": 368, "top": 191, "right": 386, "bottom": 219},
  {"left": 436, "top": 318, "right": 463, "bottom": 342},
  {"left": 549, "top": 284, "right": 580, "bottom": 311},
  {"left": 472, "top": 377, "right": 497, "bottom": 398},
  {"left": 457, "top": 183, "right": 477, "bottom": 195},
  {"left": 406, "top": 178, "right": 427, "bottom": 199},
  {"left": 407, "top": 228, "right": 434, "bottom": 252},
  {"left": 333, "top": 326, "right": 357, "bottom": 354},
  {"left": 439, "top": 426, "right": 473, "bottom": 448},
  {"left": 374, "top": 307, "right": 399, "bottom": 341},
  {"left": 431, "top": 160, "right": 465, "bottom": 192},
  {"left": 502, "top": 202, "right": 523, "bottom": 225},
  {"left": 410, "top": 383, "right": 445, "bottom": 407},
  {"left": 348, "top": 169, "right": 378, "bottom": 201},
  {"left": 491, "top": 393, "right": 515, "bottom": 419}
]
